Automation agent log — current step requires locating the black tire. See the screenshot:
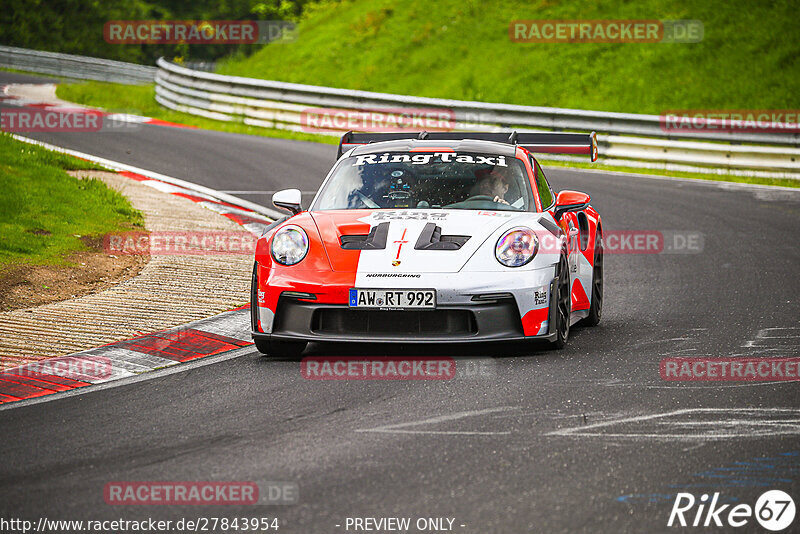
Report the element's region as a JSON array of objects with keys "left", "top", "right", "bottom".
[
  {"left": 254, "top": 337, "right": 271, "bottom": 354},
  {"left": 550, "top": 253, "right": 571, "bottom": 349},
  {"left": 255, "top": 338, "right": 307, "bottom": 359},
  {"left": 581, "top": 230, "right": 603, "bottom": 327}
]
